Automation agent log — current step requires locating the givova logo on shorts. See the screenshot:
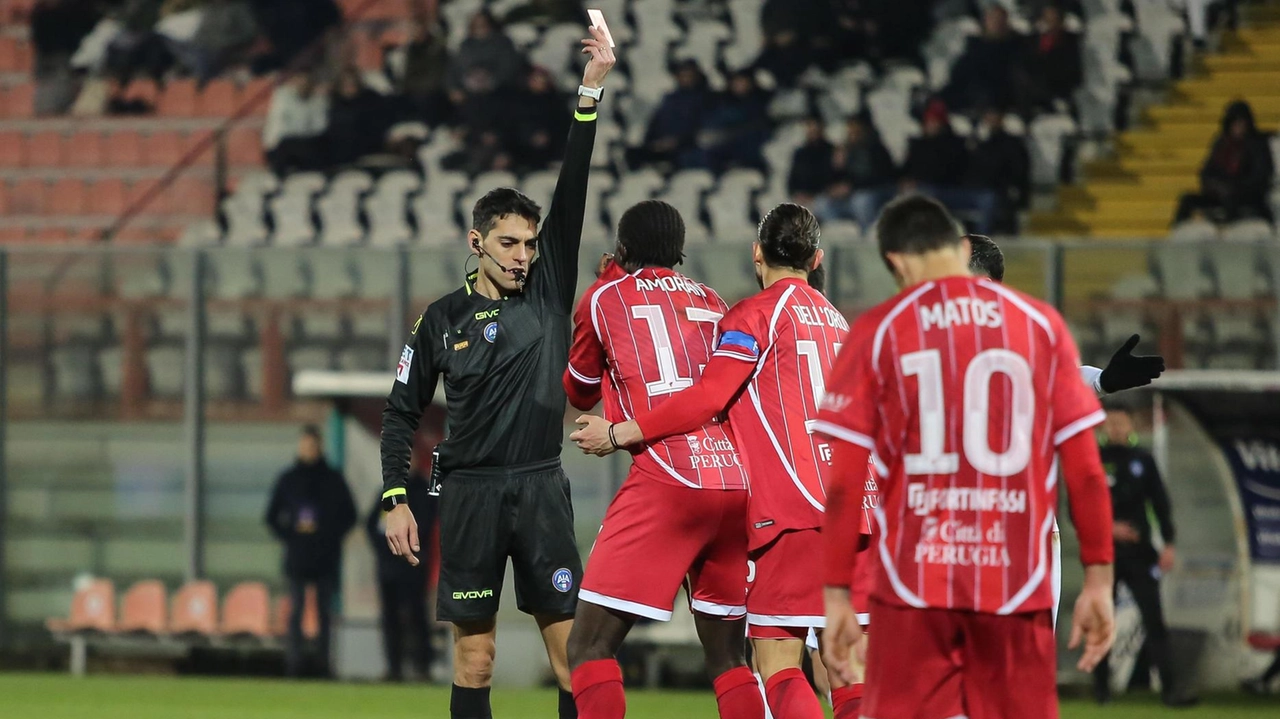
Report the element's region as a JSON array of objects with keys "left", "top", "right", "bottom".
[{"left": 452, "top": 589, "right": 494, "bottom": 600}]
